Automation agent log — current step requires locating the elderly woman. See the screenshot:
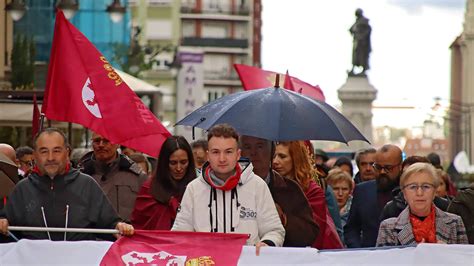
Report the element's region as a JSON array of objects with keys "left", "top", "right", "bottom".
[{"left": 376, "top": 163, "right": 468, "bottom": 246}]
